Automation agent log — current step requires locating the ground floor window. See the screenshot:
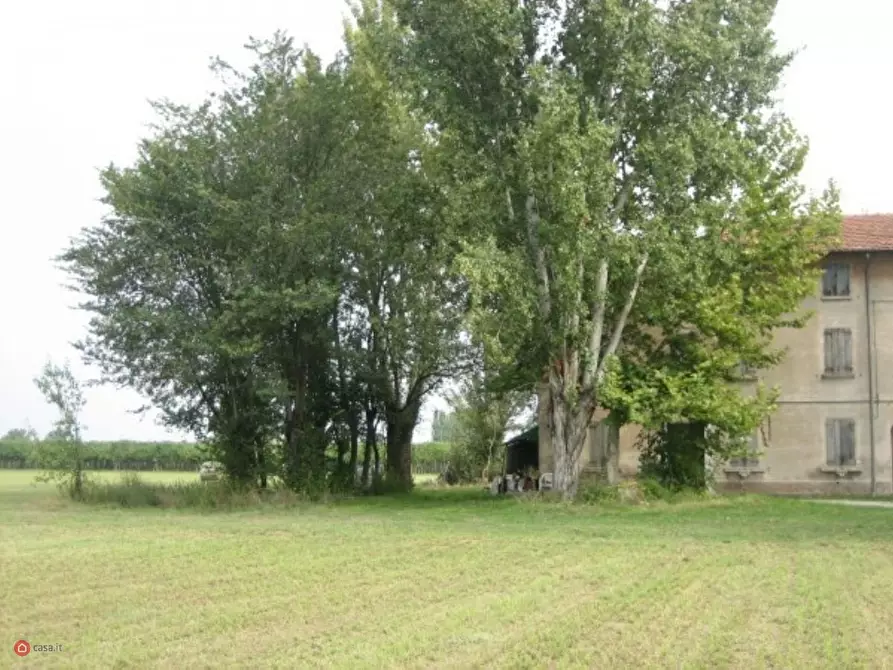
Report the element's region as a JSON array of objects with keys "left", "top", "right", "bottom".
[
  {"left": 729, "top": 431, "right": 760, "bottom": 468},
  {"left": 825, "top": 418, "right": 856, "bottom": 466}
]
